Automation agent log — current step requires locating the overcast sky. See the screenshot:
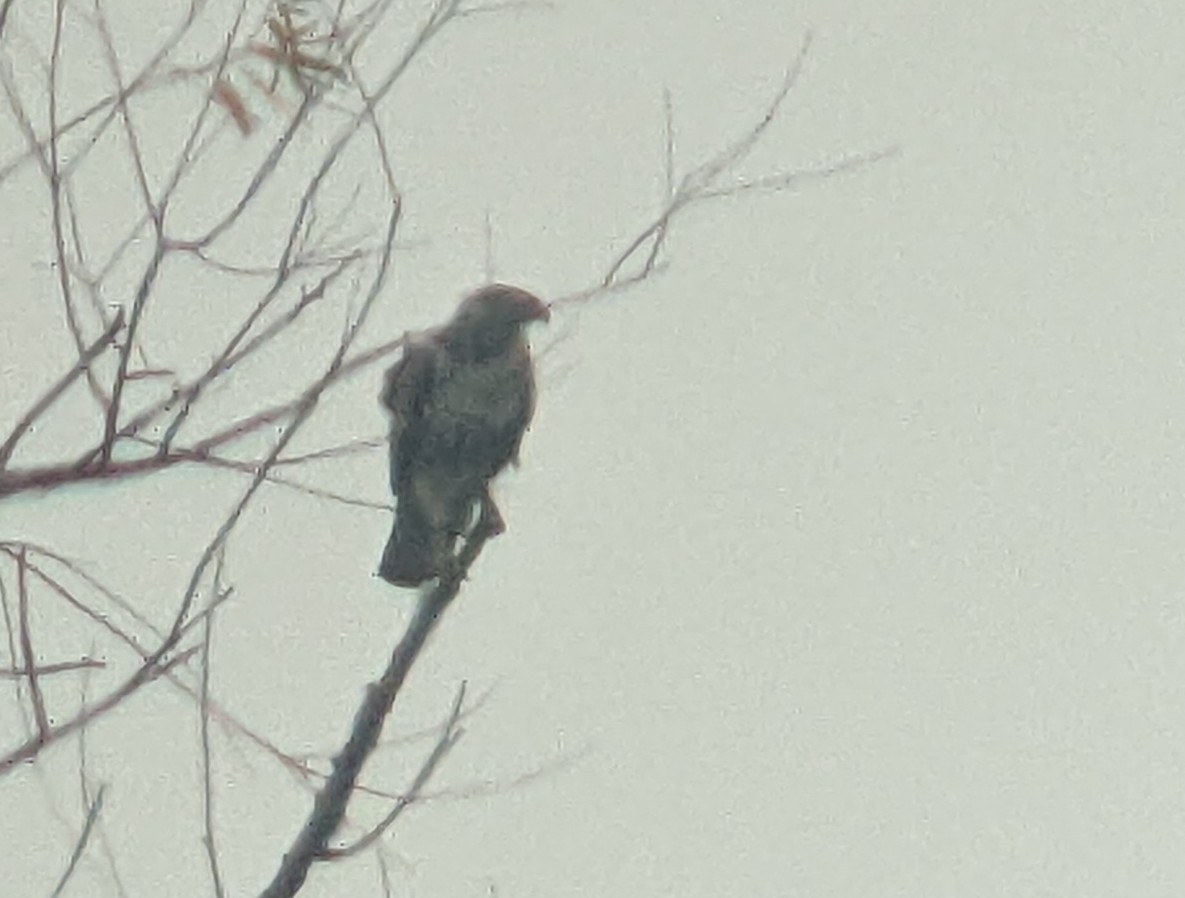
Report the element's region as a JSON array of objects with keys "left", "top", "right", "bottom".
[{"left": 4, "top": 1, "right": 1185, "bottom": 896}]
